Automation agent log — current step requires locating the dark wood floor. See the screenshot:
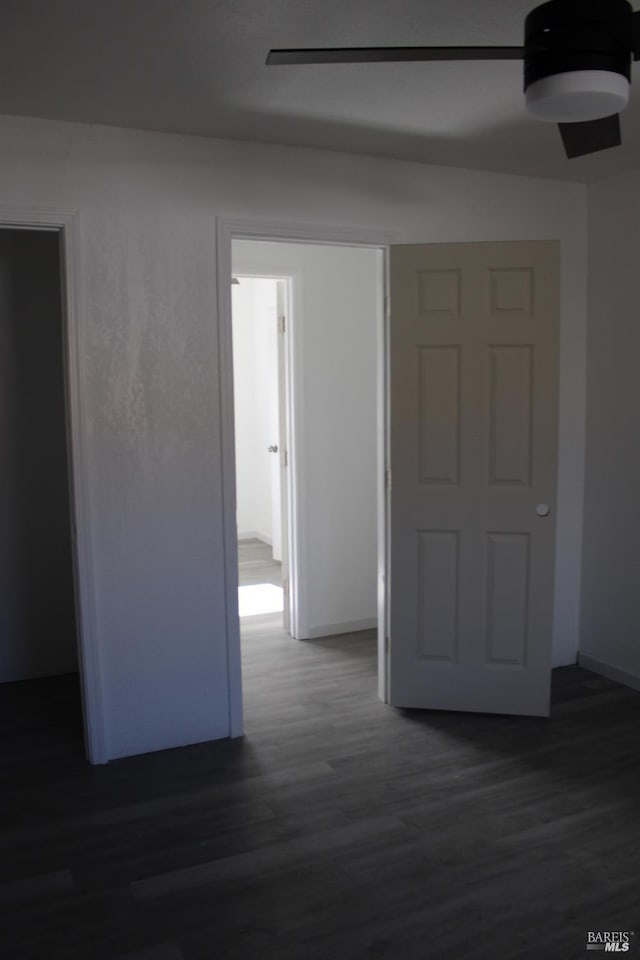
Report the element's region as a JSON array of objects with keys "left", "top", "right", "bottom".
[{"left": 1, "top": 612, "right": 640, "bottom": 958}]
